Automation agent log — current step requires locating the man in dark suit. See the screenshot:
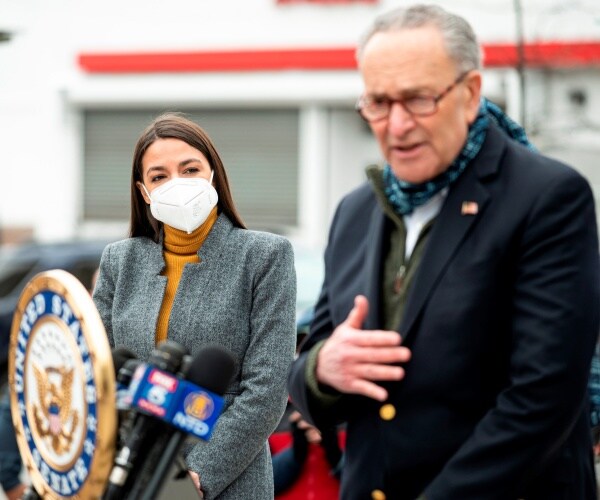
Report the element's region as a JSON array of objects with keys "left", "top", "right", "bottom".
[{"left": 288, "top": 4, "right": 600, "bottom": 499}]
